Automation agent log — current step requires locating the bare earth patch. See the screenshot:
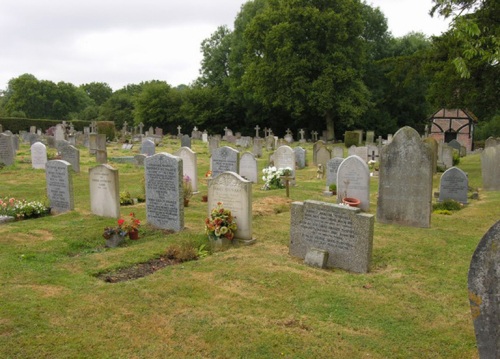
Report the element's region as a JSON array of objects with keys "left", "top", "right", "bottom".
[
  {"left": 253, "top": 196, "right": 292, "bottom": 216},
  {"left": 97, "top": 256, "right": 181, "bottom": 283}
]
